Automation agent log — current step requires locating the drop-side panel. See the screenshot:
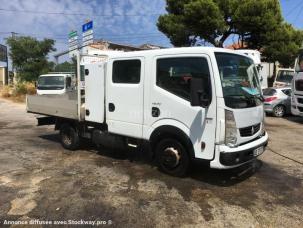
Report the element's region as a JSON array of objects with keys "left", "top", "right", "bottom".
[{"left": 26, "top": 92, "right": 78, "bottom": 119}]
